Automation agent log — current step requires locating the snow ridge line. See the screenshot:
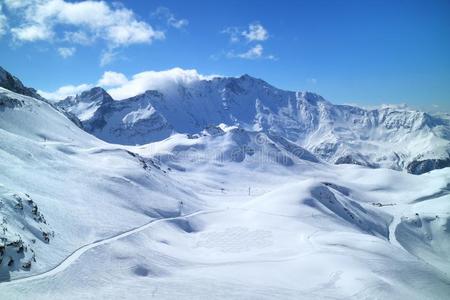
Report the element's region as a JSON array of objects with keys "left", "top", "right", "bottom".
[{"left": 0, "top": 209, "right": 220, "bottom": 286}]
